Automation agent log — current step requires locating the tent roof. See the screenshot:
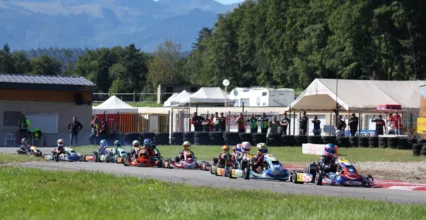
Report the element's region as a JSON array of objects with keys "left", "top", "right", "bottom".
[
  {"left": 173, "top": 90, "right": 192, "bottom": 104},
  {"left": 189, "top": 87, "right": 234, "bottom": 103},
  {"left": 290, "top": 78, "right": 426, "bottom": 112},
  {"left": 93, "top": 96, "right": 138, "bottom": 113},
  {"left": 163, "top": 93, "right": 179, "bottom": 107}
]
